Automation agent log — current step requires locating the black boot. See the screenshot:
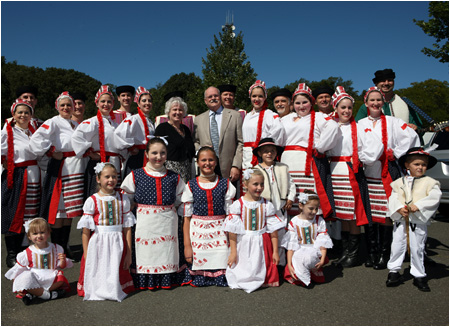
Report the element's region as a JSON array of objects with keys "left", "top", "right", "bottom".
[
  {"left": 374, "top": 225, "right": 393, "bottom": 270},
  {"left": 51, "top": 228, "right": 62, "bottom": 247},
  {"left": 328, "top": 238, "right": 342, "bottom": 260},
  {"left": 341, "top": 234, "right": 360, "bottom": 268},
  {"left": 364, "top": 224, "right": 378, "bottom": 268},
  {"left": 5, "top": 234, "right": 23, "bottom": 268},
  {"left": 334, "top": 231, "right": 349, "bottom": 265},
  {"left": 61, "top": 225, "right": 74, "bottom": 259}
]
